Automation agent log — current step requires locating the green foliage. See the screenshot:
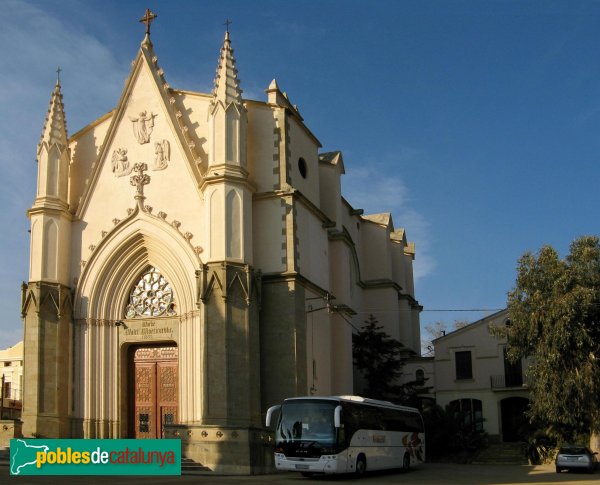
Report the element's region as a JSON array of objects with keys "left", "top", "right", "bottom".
[
  {"left": 352, "top": 314, "right": 404, "bottom": 400},
  {"left": 421, "top": 402, "right": 487, "bottom": 462},
  {"left": 506, "top": 236, "right": 600, "bottom": 443}
]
